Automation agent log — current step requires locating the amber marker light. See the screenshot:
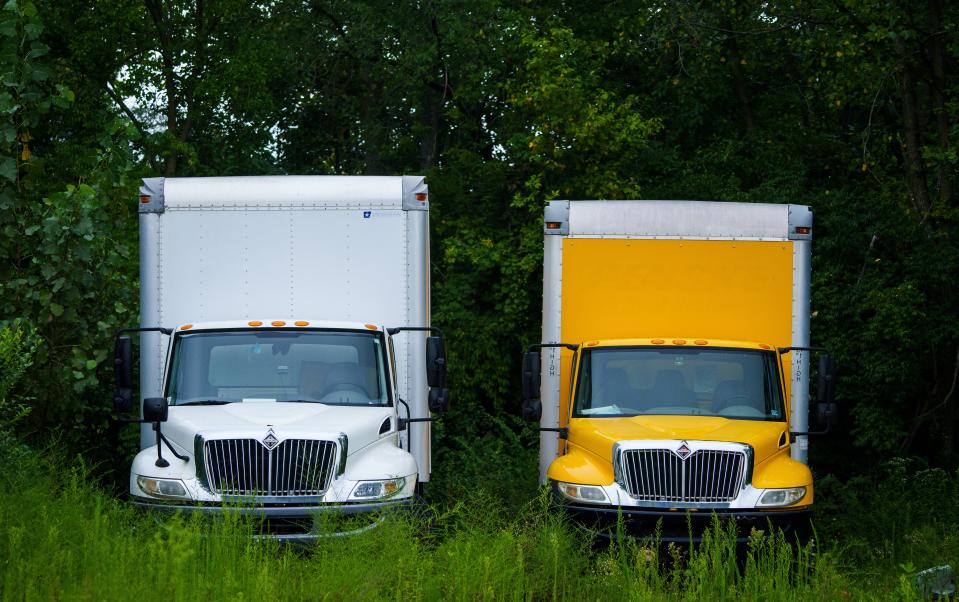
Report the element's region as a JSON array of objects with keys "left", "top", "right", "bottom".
[
  {"left": 651, "top": 339, "right": 665, "bottom": 345},
  {"left": 415, "top": 192, "right": 428, "bottom": 202},
  {"left": 545, "top": 221, "right": 562, "bottom": 230},
  {"left": 139, "top": 195, "right": 151, "bottom": 204},
  {"left": 672, "top": 339, "right": 687, "bottom": 345},
  {"left": 585, "top": 341, "right": 599, "bottom": 347},
  {"left": 180, "top": 324, "right": 193, "bottom": 330},
  {"left": 795, "top": 226, "right": 811, "bottom": 234},
  {"left": 760, "top": 343, "right": 771, "bottom": 349},
  {"left": 248, "top": 321, "right": 263, "bottom": 327},
  {"left": 271, "top": 321, "right": 286, "bottom": 327},
  {"left": 694, "top": 340, "right": 708, "bottom": 345},
  {"left": 294, "top": 321, "right": 309, "bottom": 327},
  {"left": 365, "top": 323, "right": 379, "bottom": 330}
]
